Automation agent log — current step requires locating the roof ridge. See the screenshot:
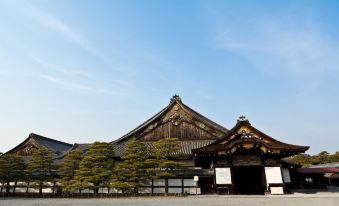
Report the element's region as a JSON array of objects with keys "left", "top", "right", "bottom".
[
  {"left": 180, "top": 102, "right": 228, "bottom": 132},
  {"left": 30, "top": 133, "right": 73, "bottom": 147},
  {"left": 111, "top": 99, "right": 176, "bottom": 144},
  {"left": 111, "top": 96, "right": 228, "bottom": 144}
]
